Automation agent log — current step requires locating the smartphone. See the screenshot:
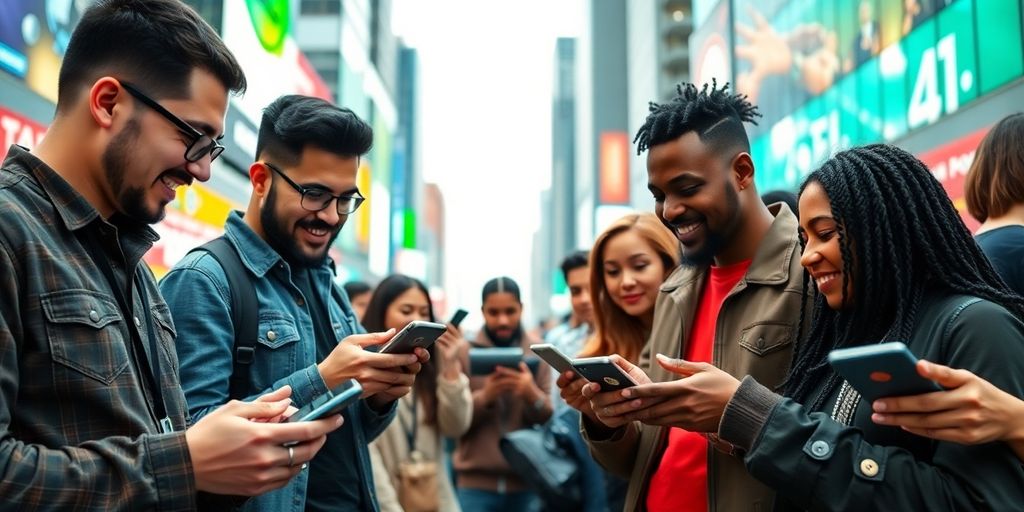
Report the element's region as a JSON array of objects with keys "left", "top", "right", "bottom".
[
  {"left": 828, "top": 342, "right": 942, "bottom": 402},
  {"left": 469, "top": 347, "right": 541, "bottom": 375},
  {"left": 379, "top": 320, "right": 447, "bottom": 354},
  {"left": 286, "top": 379, "right": 362, "bottom": 423},
  {"left": 572, "top": 356, "right": 638, "bottom": 391},
  {"left": 530, "top": 343, "right": 580, "bottom": 376},
  {"left": 449, "top": 309, "right": 469, "bottom": 328}
]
